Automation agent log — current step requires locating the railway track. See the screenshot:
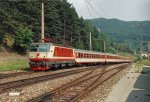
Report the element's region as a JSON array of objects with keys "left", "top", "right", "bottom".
[
  {"left": 0, "top": 65, "right": 105, "bottom": 93},
  {"left": 28, "top": 63, "right": 130, "bottom": 102},
  {"left": 0, "top": 71, "right": 34, "bottom": 79}
]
